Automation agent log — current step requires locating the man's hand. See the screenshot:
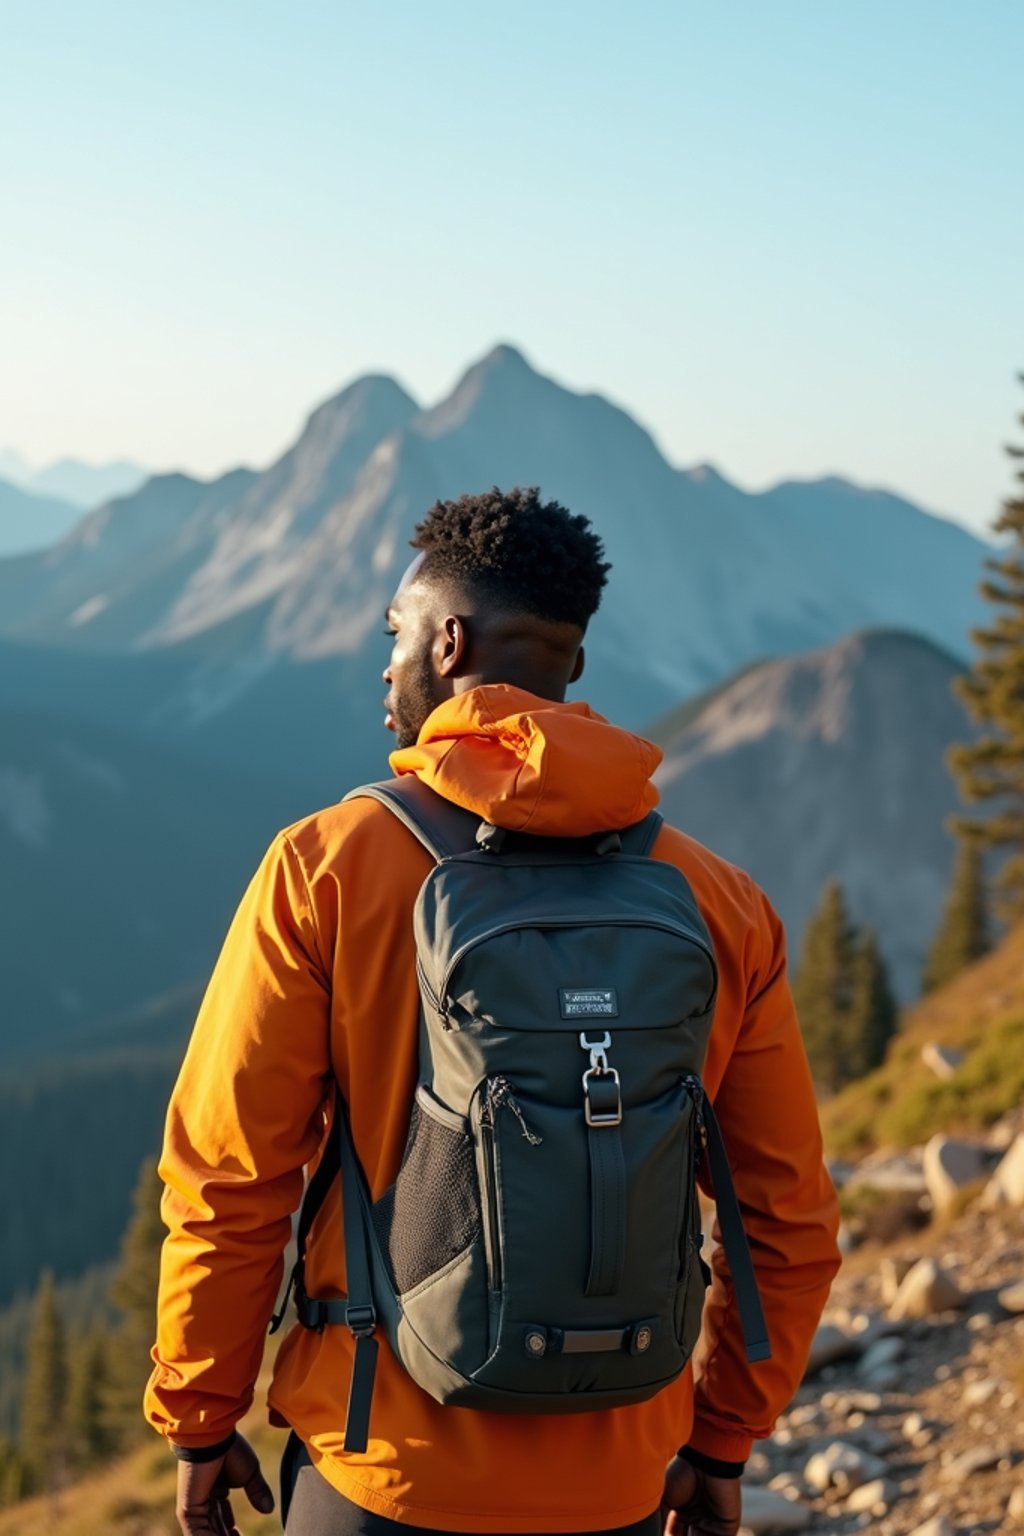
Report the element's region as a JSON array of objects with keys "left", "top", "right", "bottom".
[
  {"left": 661, "top": 1454, "right": 742, "bottom": 1536},
  {"left": 175, "top": 1432, "right": 275, "bottom": 1536}
]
